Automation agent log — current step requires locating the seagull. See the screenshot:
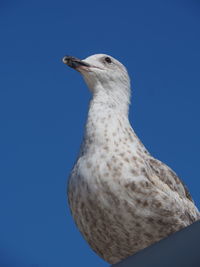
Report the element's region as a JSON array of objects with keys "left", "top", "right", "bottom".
[{"left": 63, "top": 54, "right": 200, "bottom": 264}]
